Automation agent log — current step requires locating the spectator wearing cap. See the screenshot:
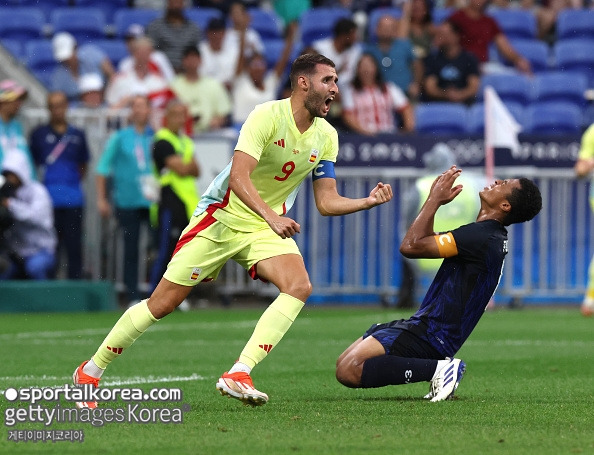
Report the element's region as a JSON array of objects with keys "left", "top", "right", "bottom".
[
  {"left": 50, "top": 32, "right": 115, "bottom": 102},
  {"left": 78, "top": 73, "right": 105, "bottom": 108},
  {"left": 118, "top": 24, "right": 175, "bottom": 83},
  {"left": 106, "top": 37, "right": 175, "bottom": 109},
  {"left": 0, "top": 80, "right": 35, "bottom": 178},
  {"left": 198, "top": 17, "right": 239, "bottom": 90},
  {"left": 0, "top": 151, "right": 57, "bottom": 280},
  {"left": 29, "top": 91, "right": 90, "bottom": 280},
  {"left": 146, "top": 0, "right": 201, "bottom": 72},
  {"left": 310, "top": 18, "right": 362, "bottom": 88},
  {"left": 171, "top": 46, "right": 231, "bottom": 134}
]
